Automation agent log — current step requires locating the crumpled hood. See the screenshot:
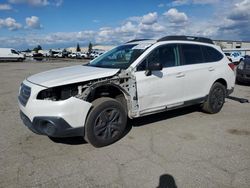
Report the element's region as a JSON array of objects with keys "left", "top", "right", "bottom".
[{"left": 27, "top": 65, "right": 120, "bottom": 87}]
